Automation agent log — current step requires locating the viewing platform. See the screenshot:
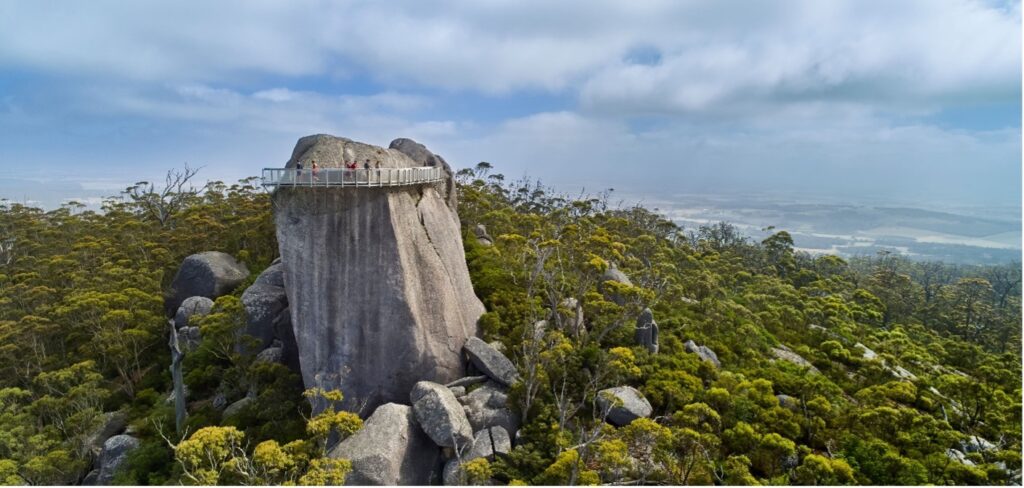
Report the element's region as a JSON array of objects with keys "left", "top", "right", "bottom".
[{"left": 262, "top": 167, "right": 444, "bottom": 189}]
